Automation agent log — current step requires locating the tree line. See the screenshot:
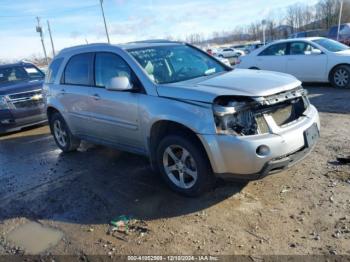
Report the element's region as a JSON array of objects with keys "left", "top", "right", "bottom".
[{"left": 185, "top": 0, "right": 350, "bottom": 45}]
